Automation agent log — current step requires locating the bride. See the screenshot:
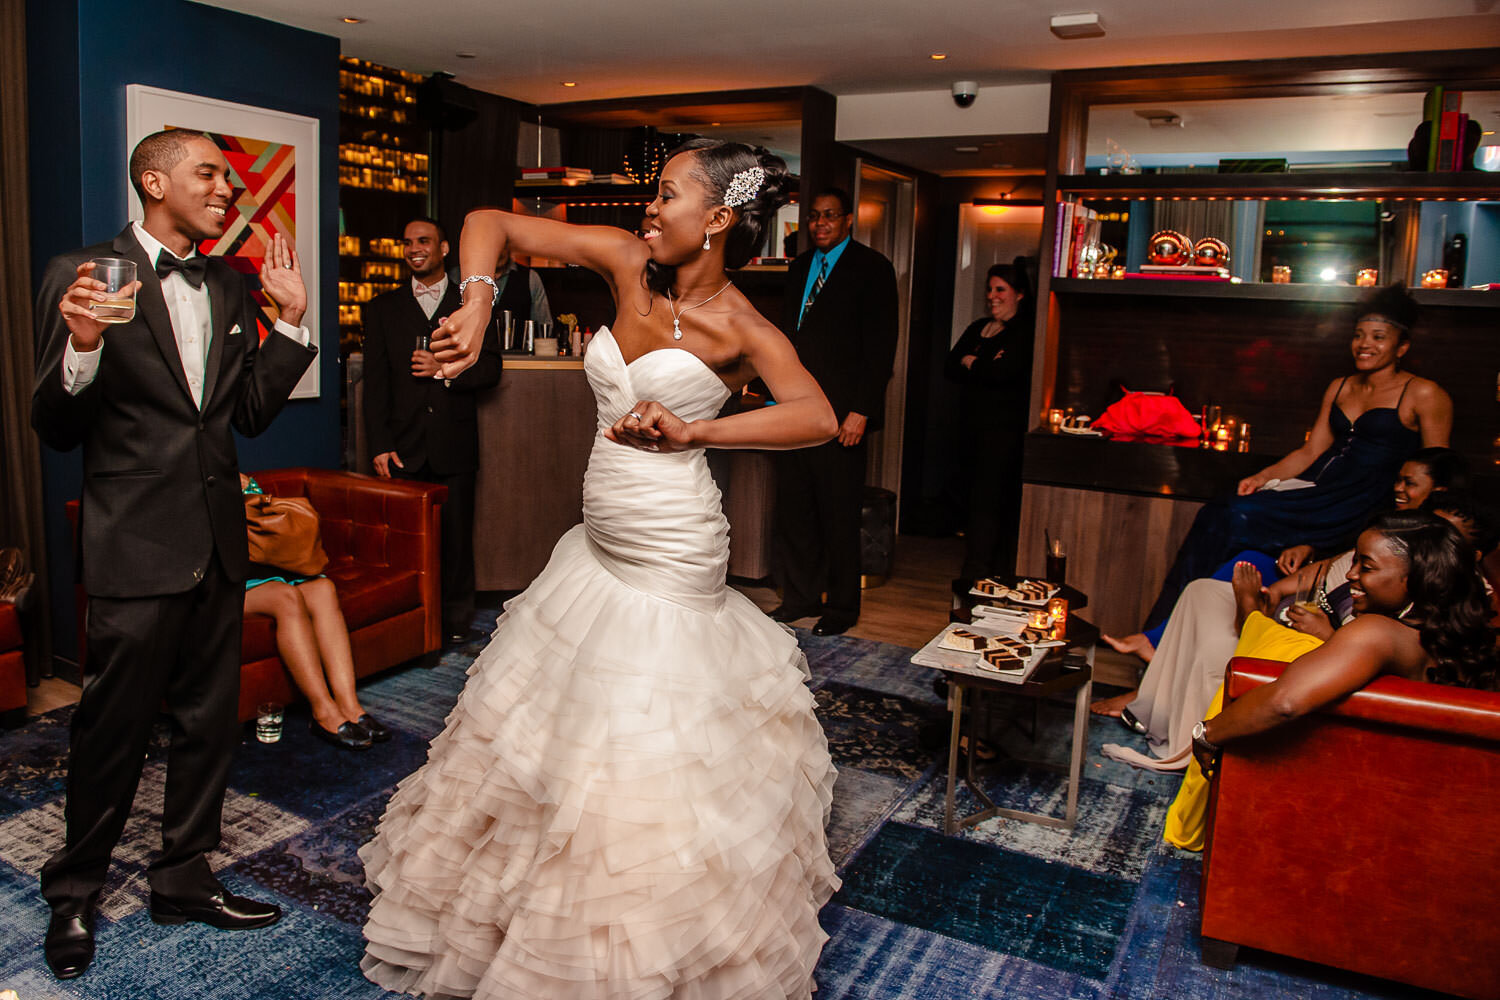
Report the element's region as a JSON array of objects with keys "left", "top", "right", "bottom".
[{"left": 359, "top": 139, "right": 842, "bottom": 999}]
